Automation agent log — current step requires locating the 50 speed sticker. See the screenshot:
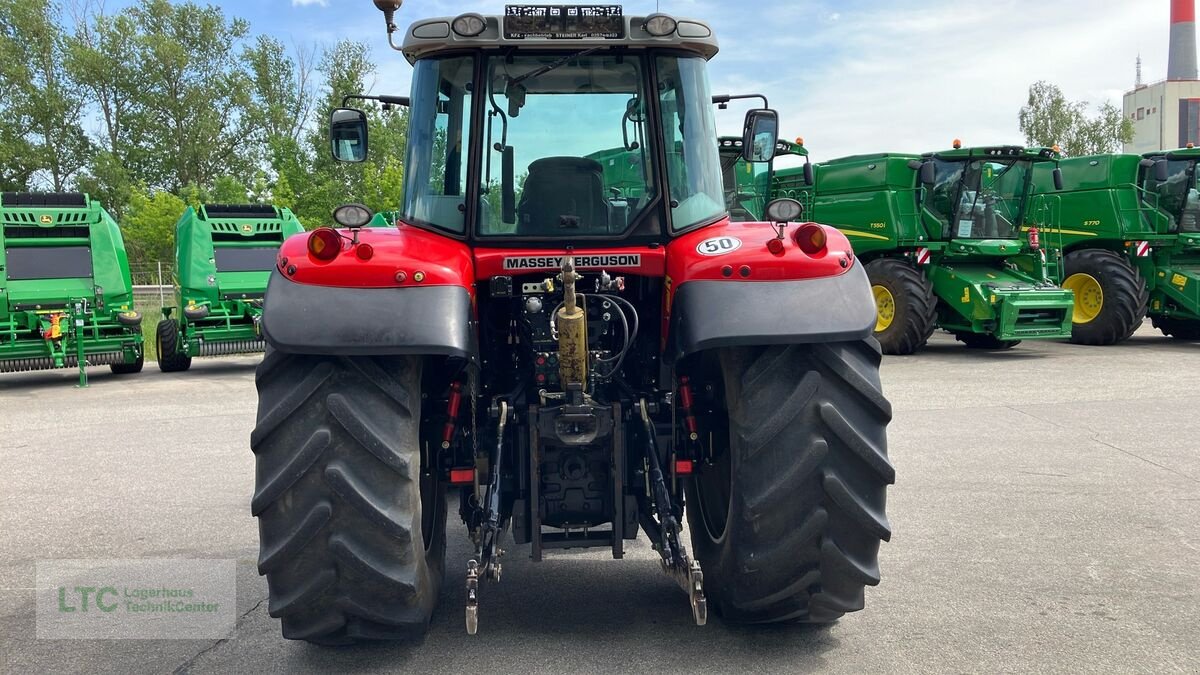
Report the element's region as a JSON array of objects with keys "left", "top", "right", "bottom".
[{"left": 696, "top": 236, "right": 742, "bottom": 256}]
